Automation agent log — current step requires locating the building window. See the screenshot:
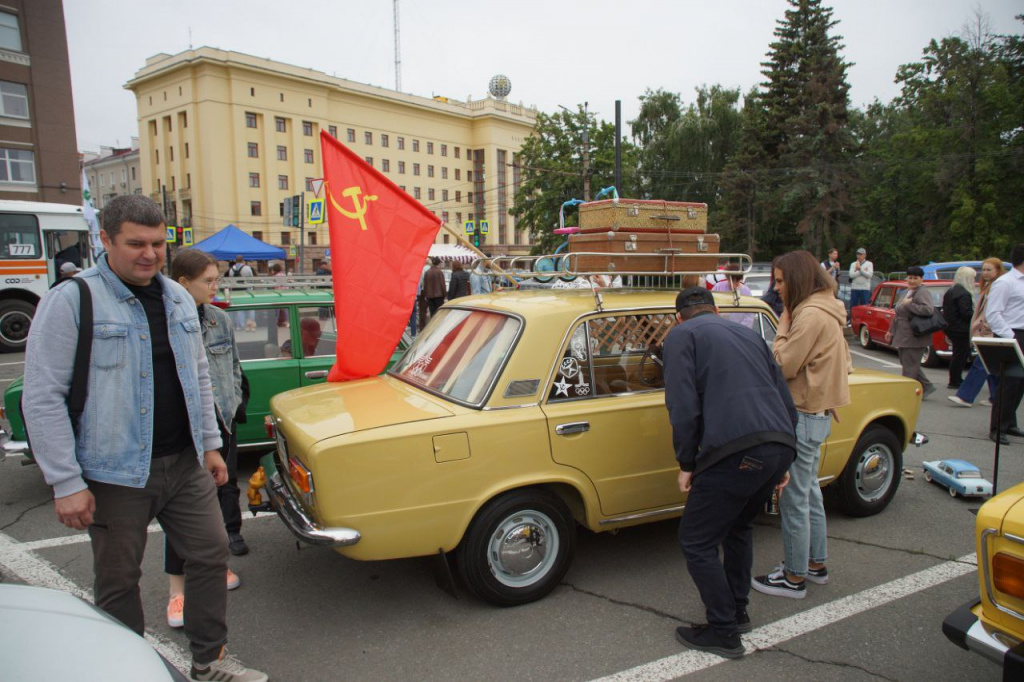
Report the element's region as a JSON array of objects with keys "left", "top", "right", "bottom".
[
  {"left": 442, "top": 190, "right": 449, "bottom": 201},
  {"left": 382, "top": 159, "right": 390, "bottom": 172},
  {"left": 305, "top": 177, "right": 314, "bottom": 191},
  {"left": 364, "top": 131, "right": 372, "bottom": 145},
  {"left": 181, "top": 112, "right": 188, "bottom": 128},
  {"left": 397, "top": 137, "right": 405, "bottom": 150},
  {"left": 399, "top": 185, "right": 406, "bottom": 191},
  {"left": 398, "top": 161, "right": 405, "bottom": 174},
  {"left": 247, "top": 142, "right": 259, "bottom": 158},
  {"left": 365, "top": 157, "right": 373, "bottom": 167},
  {"left": 0, "top": 81, "right": 29, "bottom": 119},
  {"left": 304, "top": 149, "right": 314, "bottom": 164},
  {"left": 184, "top": 143, "right": 190, "bottom": 159},
  {"left": 309, "top": 233, "right": 317, "bottom": 246},
  {"left": 413, "top": 163, "right": 420, "bottom": 176},
  {"left": 455, "top": 169, "right": 460, "bottom": 181},
  {"left": 412, "top": 139, "right": 420, "bottom": 152},
  {"left": 329, "top": 125, "right": 338, "bottom": 138},
  {"left": 428, "top": 188, "right": 435, "bottom": 200},
  {"left": 468, "top": 192, "right": 474, "bottom": 202},
  {"left": 155, "top": 149, "right": 159, "bottom": 164},
  {"left": 302, "top": 121, "right": 313, "bottom": 136},
  {"left": 414, "top": 187, "right": 421, "bottom": 199},
  {"left": 454, "top": 147, "right": 460, "bottom": 159},
  {"left": 427, "top": 165, "right": 434, "bottom": 178},
  {"left": 250, "top": 201, "right": 262, "bottom": 216},
  {"left": 381, "top": 134, "right": 389, "bottom": 148},
  {"left": 441, "top": 167, "right": 448, "bottom": 180},
  {"left": 277, "top": 145, "right": 287, "bottom": 161},
  {"left": 278, "top": 175, "right": 288, "bottom": 190},
  {"left": 442, "top": 210, "right": 449, "bottom": 223},
  {"left": 275, "top": 117, "right": 287, "bottom": 133},
  {"left": 456, "top": 212, "right": 462, "bottom": 225},
  {"left": 253, "top": 231, "right": 263, "bottom": 241},
  {"left": 0, "top": 12, "right": 22, "bottom": 52},
  {"left": 186, "top": 173, "right": 190, "bottom": 188},
  {"left": 456, "top": 190, "right": 461, "bottom": 202},
  {"left": 281, "top": 232, "right": 291, "bottom": 245},
  {"left": 347, "top": 128, "right": 355, "bottom": 142},
  {"left": 131, "top": 167, "right": 136, "bottom": 181},
  {"left": 169, "top": 147, "right": 174, "bottom": 162},
  {"left": 426, "top": 142, "right": 434, "bottom": 155},
  {"left": 245, "top": 112, "right": 257, "bottom": 128},
  {"left": 467, "top": 171, "right": 473, "bottom": 182},
  {"left": 248, "top": 172, "right": 260, "bottom": 188},
  {"left": 250, "top": 87, "right": 255, "bottom": 97}
]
